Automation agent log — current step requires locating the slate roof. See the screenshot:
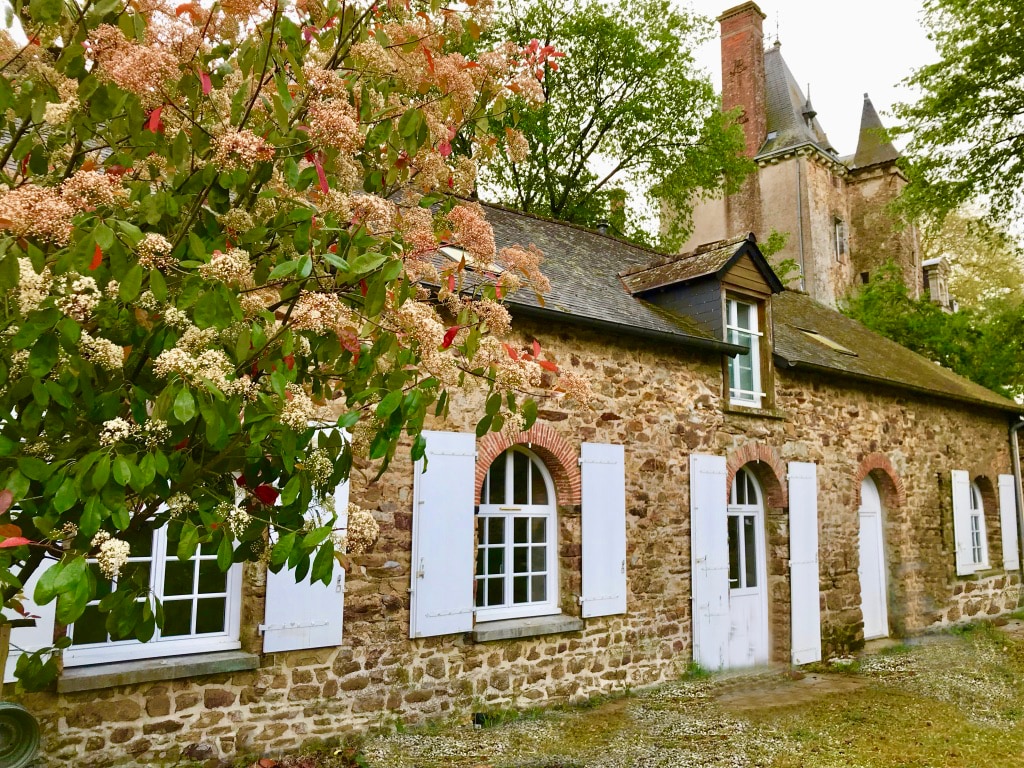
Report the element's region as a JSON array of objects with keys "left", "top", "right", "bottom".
[
  {"left": 851, "top": 93, "right": 901, "bottom": 169},
  {"left": 772, "top": 291, "right": 1015, "bottom": 410},
  {"left": 618, "top": 235, "right": 784, "bottom": 295},
  {"left": 758, "top": 42, "right": 837, "bottom": 158},
  {"left": 478, "top": 204, "right": 1020, "bottom": 413}
]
